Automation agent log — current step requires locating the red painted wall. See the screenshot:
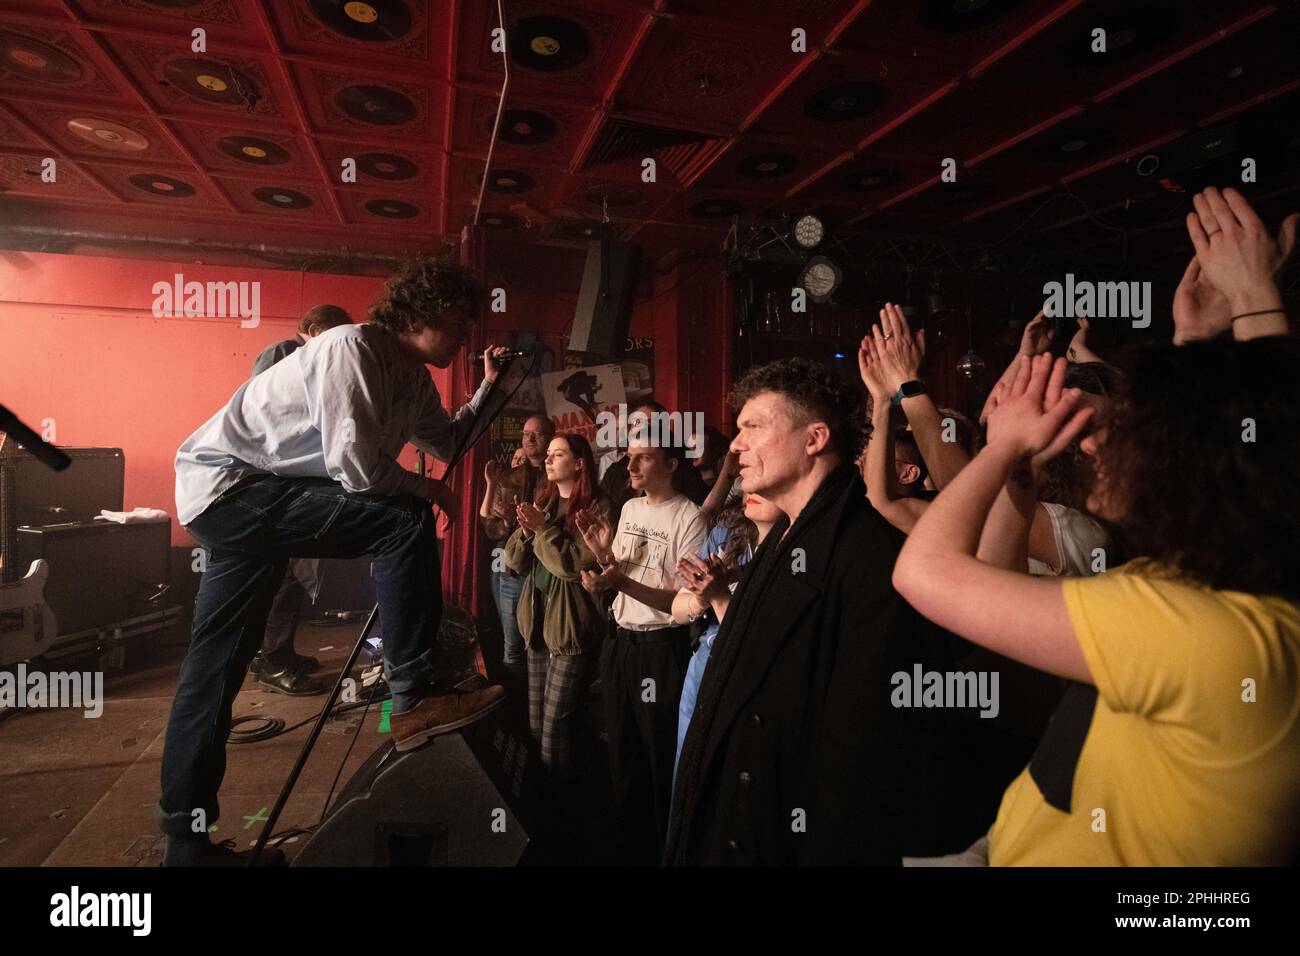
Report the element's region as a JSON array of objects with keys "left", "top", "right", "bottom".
[
  {"left": 0, "top": 247, "right": 730, "bottom": 550},
  {"left": 0, "top": 251, "right": 395, "bottom": 547}
]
